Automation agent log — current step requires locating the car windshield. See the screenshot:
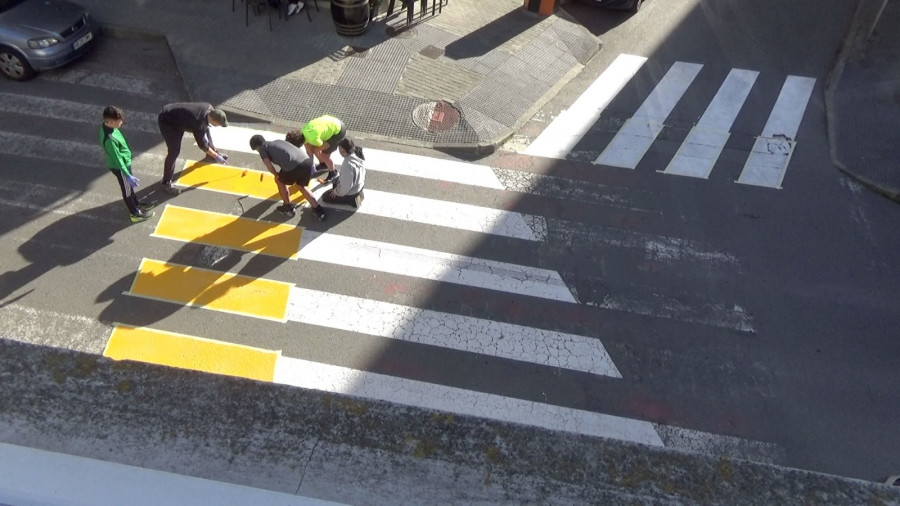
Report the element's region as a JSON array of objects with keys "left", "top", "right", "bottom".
[{"left": 0, "top": 0, "right": 28, "bottom": 14}]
